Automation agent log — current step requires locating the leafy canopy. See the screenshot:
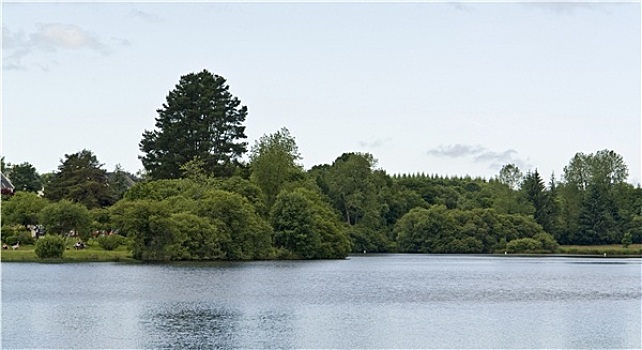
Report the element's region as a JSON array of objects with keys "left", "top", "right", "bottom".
[{"left": 250, "top": 127, "right": 304, "bottom": 209}]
